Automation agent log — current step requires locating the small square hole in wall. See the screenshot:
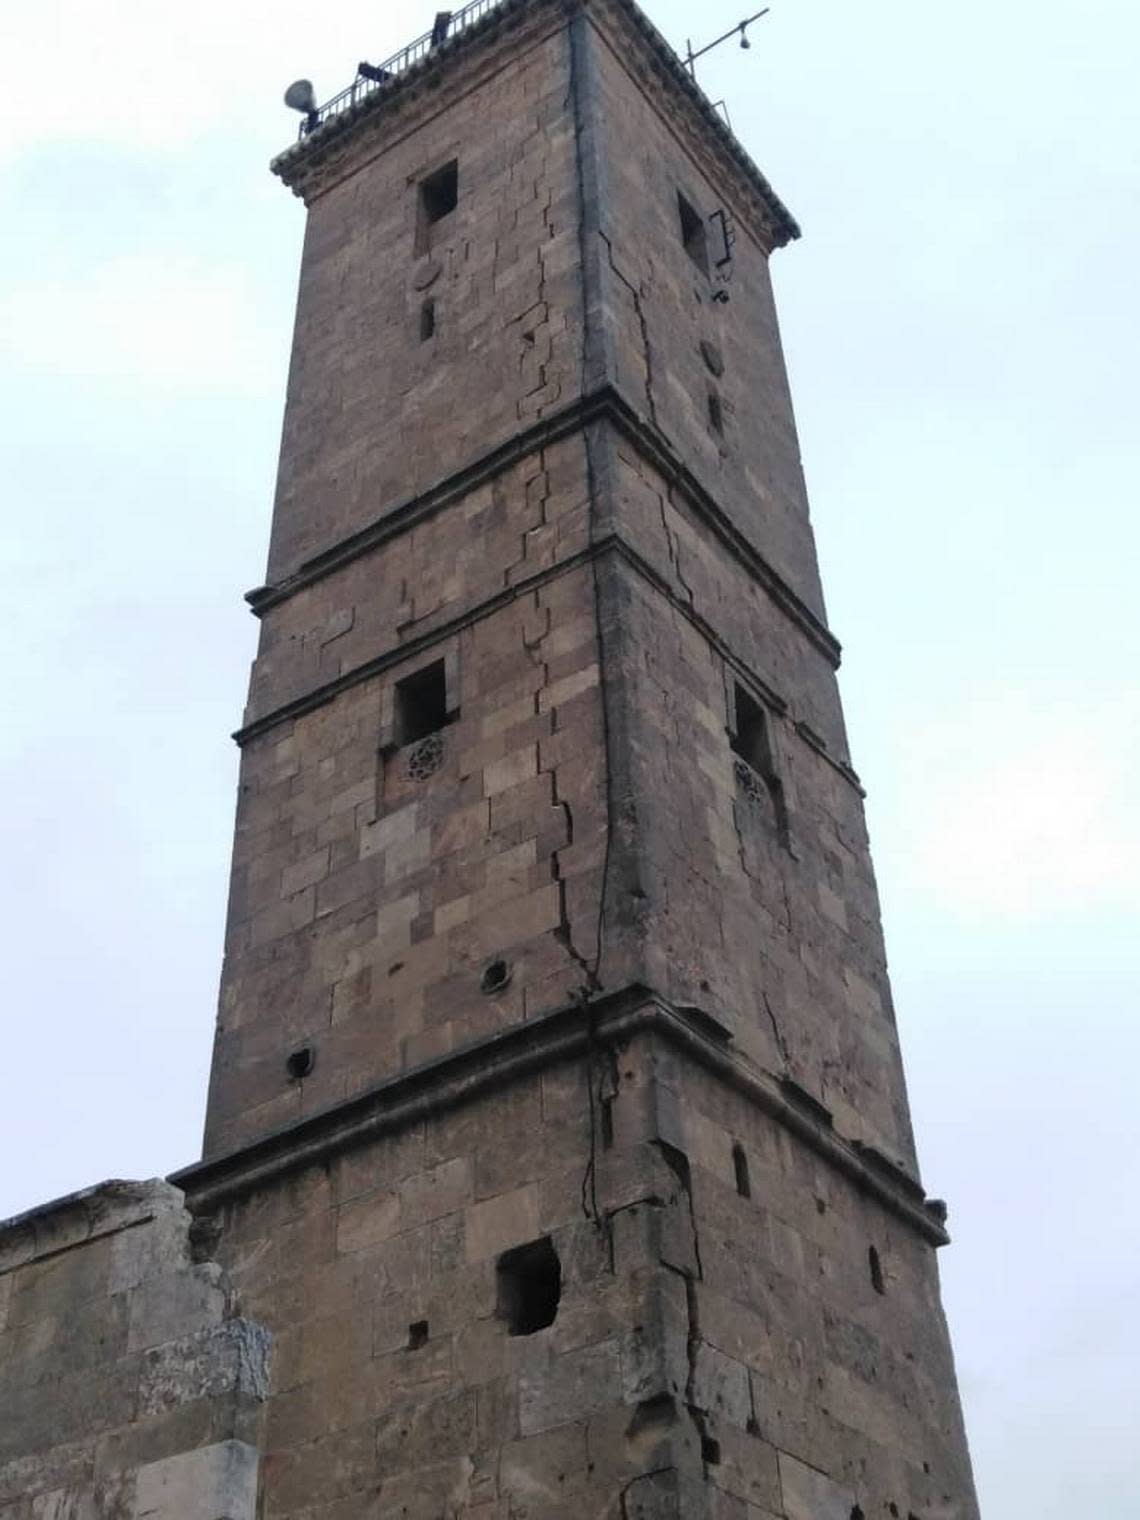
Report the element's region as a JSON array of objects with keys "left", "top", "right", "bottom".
[
  {"left": 678, "top": 191, "right": 709, "bottom": 276},
  {"left": 417, "top": 158, "right": 458, "bottom": 252},
  {"left": 407, "top": 1319, "right": 429, "bottom": 1350},
  {"left": 496, "top": 1237, "right": 561, "bottom": 1336},
  {"left": 395, "top": 659, "right": 450, "bottom": 747}
]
